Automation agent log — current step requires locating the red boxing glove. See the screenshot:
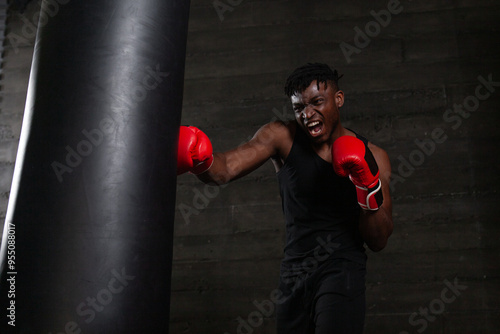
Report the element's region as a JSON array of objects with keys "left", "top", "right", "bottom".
[
  {"left": 332, "top": 136, "right": 383, "bottom": 211},
  {"left": 177, "top": 126, "right": 214, "bottom": 175}
]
